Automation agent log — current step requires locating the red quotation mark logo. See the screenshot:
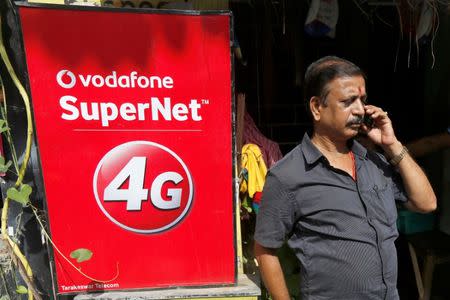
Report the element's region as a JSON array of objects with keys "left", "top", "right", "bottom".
[{"left": 93, "top": 141, "right": 193, "bottom": 233}]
